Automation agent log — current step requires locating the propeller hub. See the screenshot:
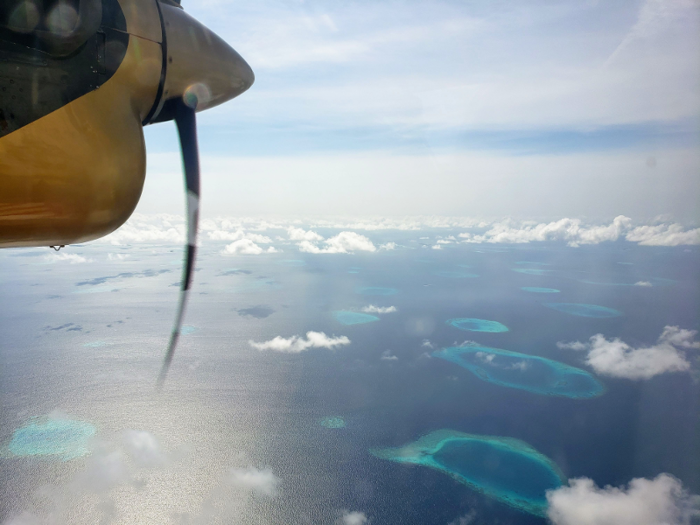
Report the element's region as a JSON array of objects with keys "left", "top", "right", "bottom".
[{"left": 148, "top": 3, "right": 254, "bottom": 123}]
